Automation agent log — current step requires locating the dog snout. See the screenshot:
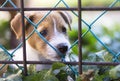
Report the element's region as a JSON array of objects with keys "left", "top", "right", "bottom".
[{"left": 57, "top": 43, "right": 68, "bottom": 54}]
